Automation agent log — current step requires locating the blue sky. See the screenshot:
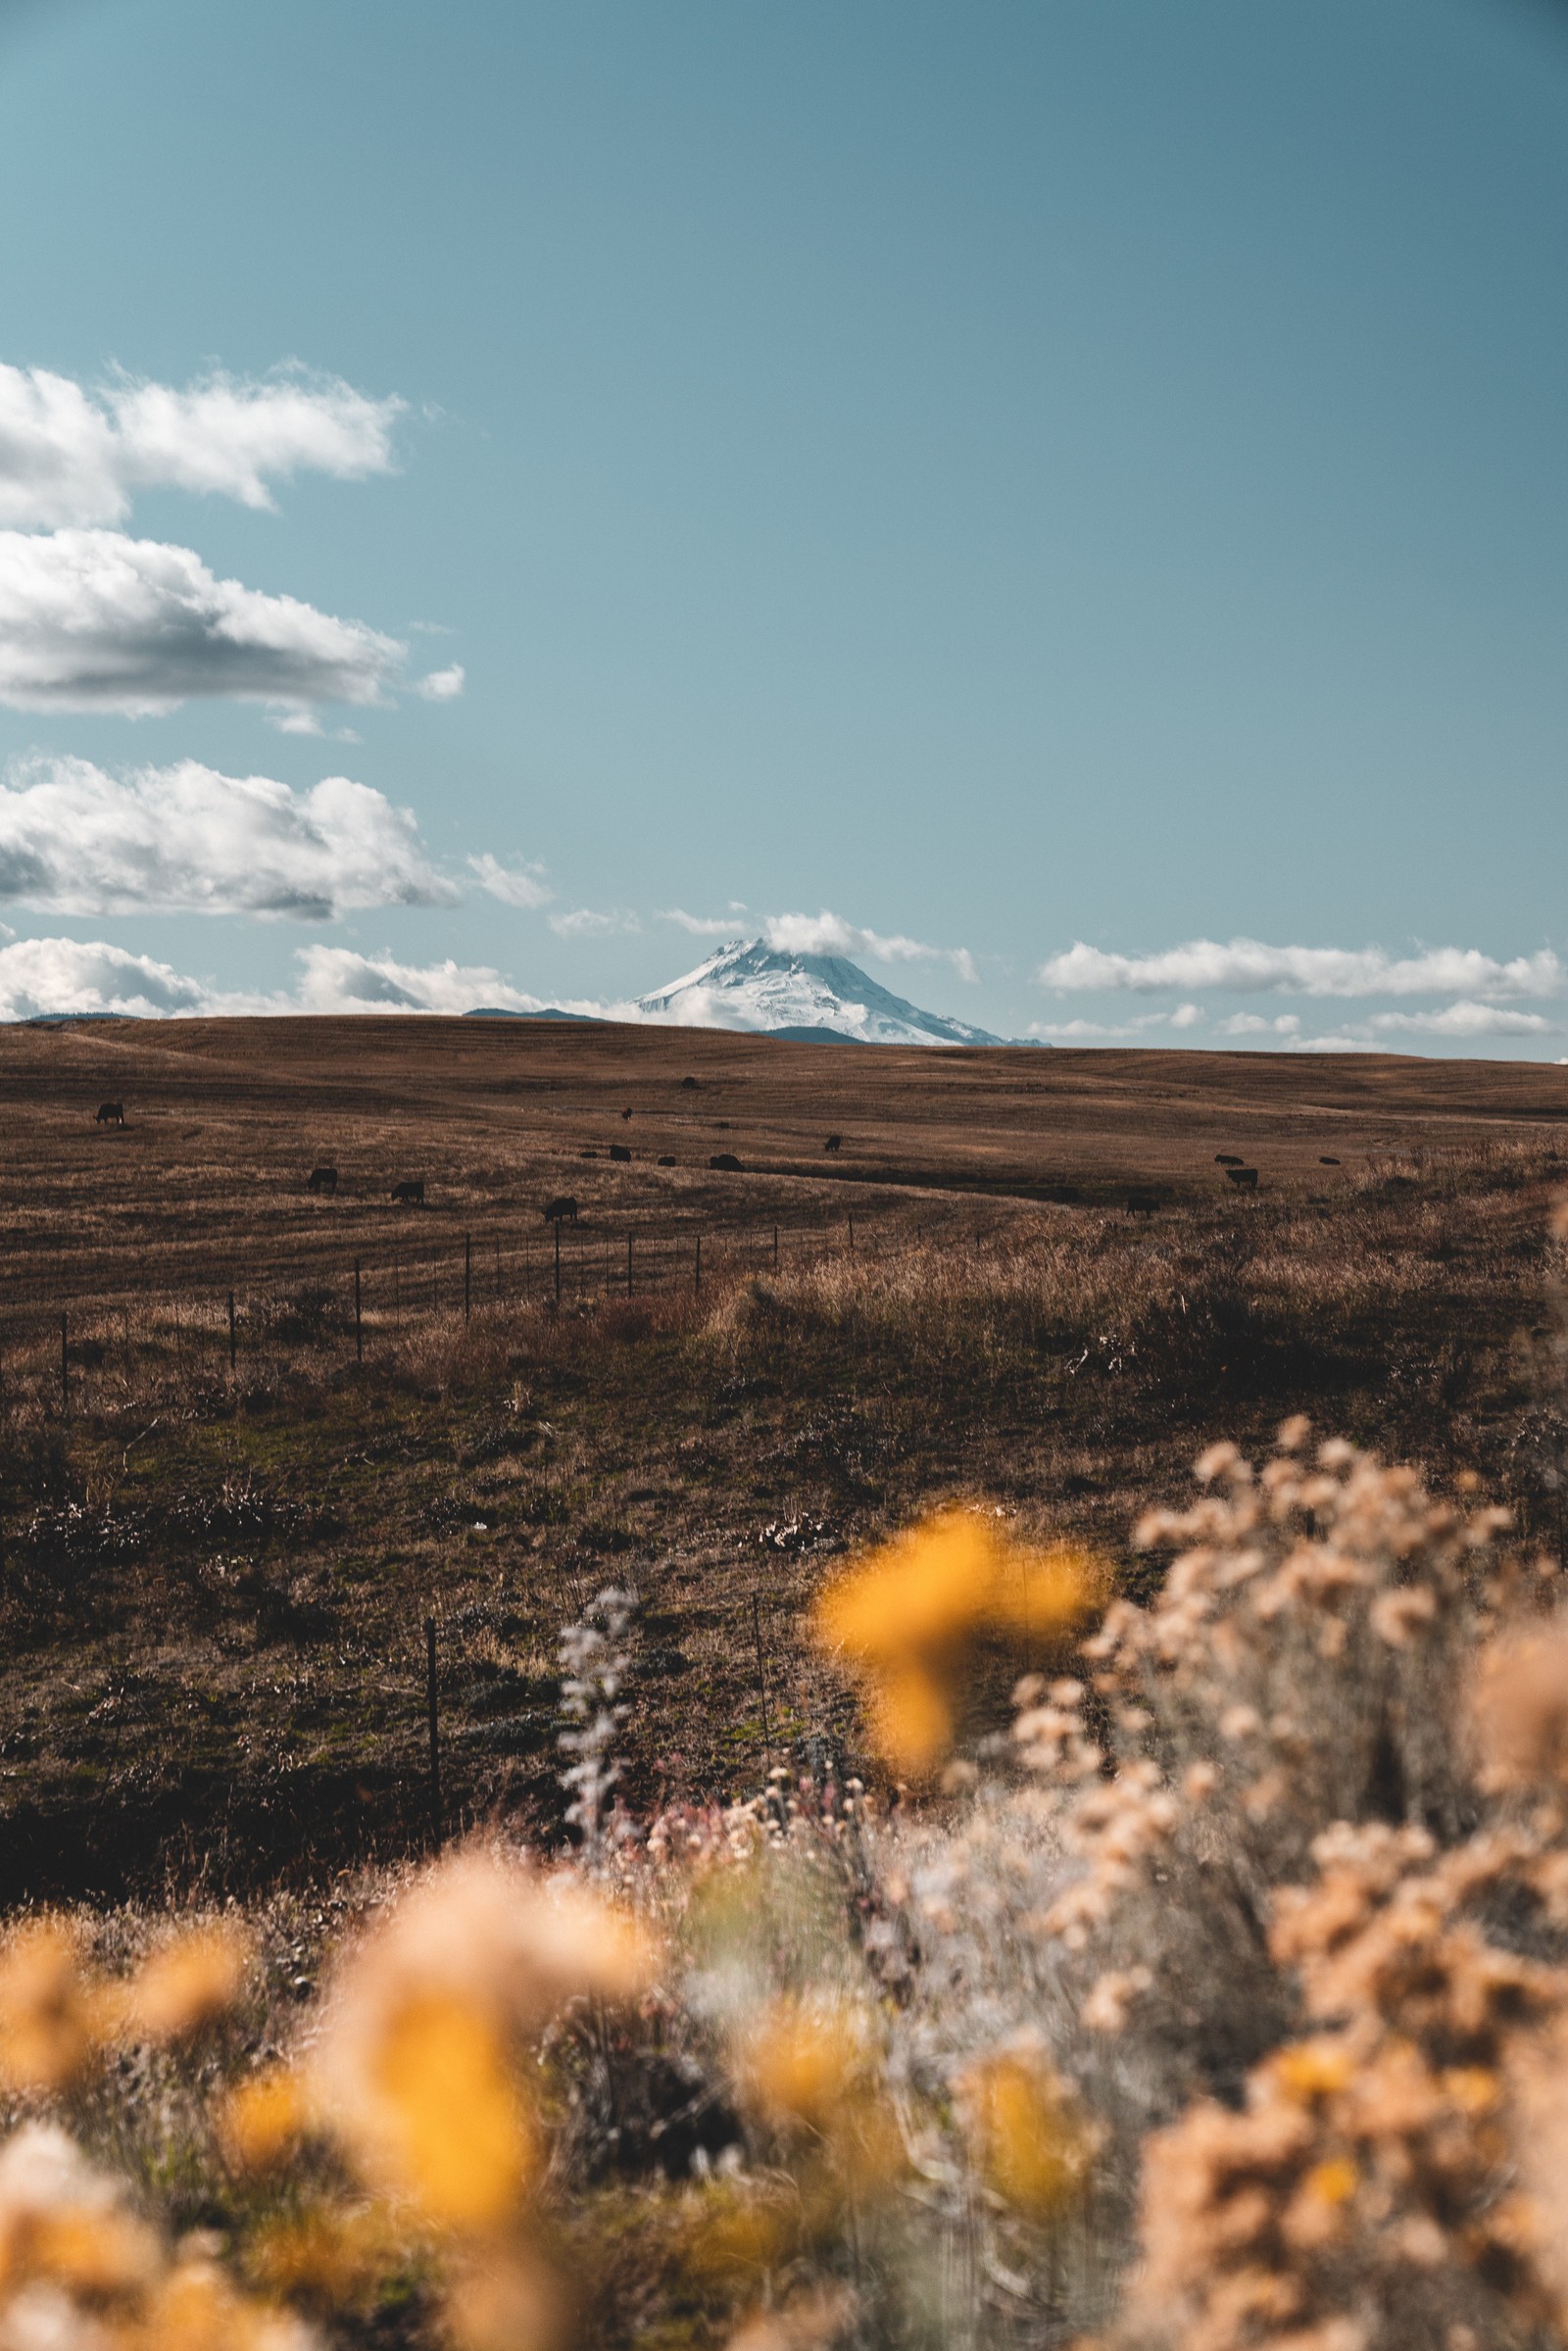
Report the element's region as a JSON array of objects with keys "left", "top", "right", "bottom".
[{"left": 0, "top": 0, "right": 1565, "bottom": 1051}]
